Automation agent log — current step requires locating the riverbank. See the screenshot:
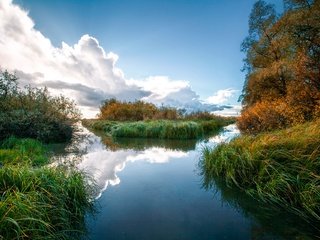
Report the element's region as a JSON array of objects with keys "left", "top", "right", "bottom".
[
  {"left": 0, "top": 137, "right": 95, "bottom": 240},
  {"left": 82, "top": 118, "right": 235, "bottom": 140},
  {"left": 201, "top": 119, "right": 320, "bottom": 224}
]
